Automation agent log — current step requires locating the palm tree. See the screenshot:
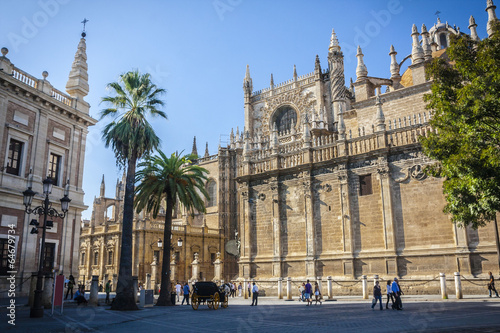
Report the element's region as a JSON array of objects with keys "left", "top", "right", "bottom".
[
  {"left": 100, "top": 70, "right": 166, "bottom": 310},
  {"left": 134, "top": 151, "right": 209, "bottom": 306}
]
